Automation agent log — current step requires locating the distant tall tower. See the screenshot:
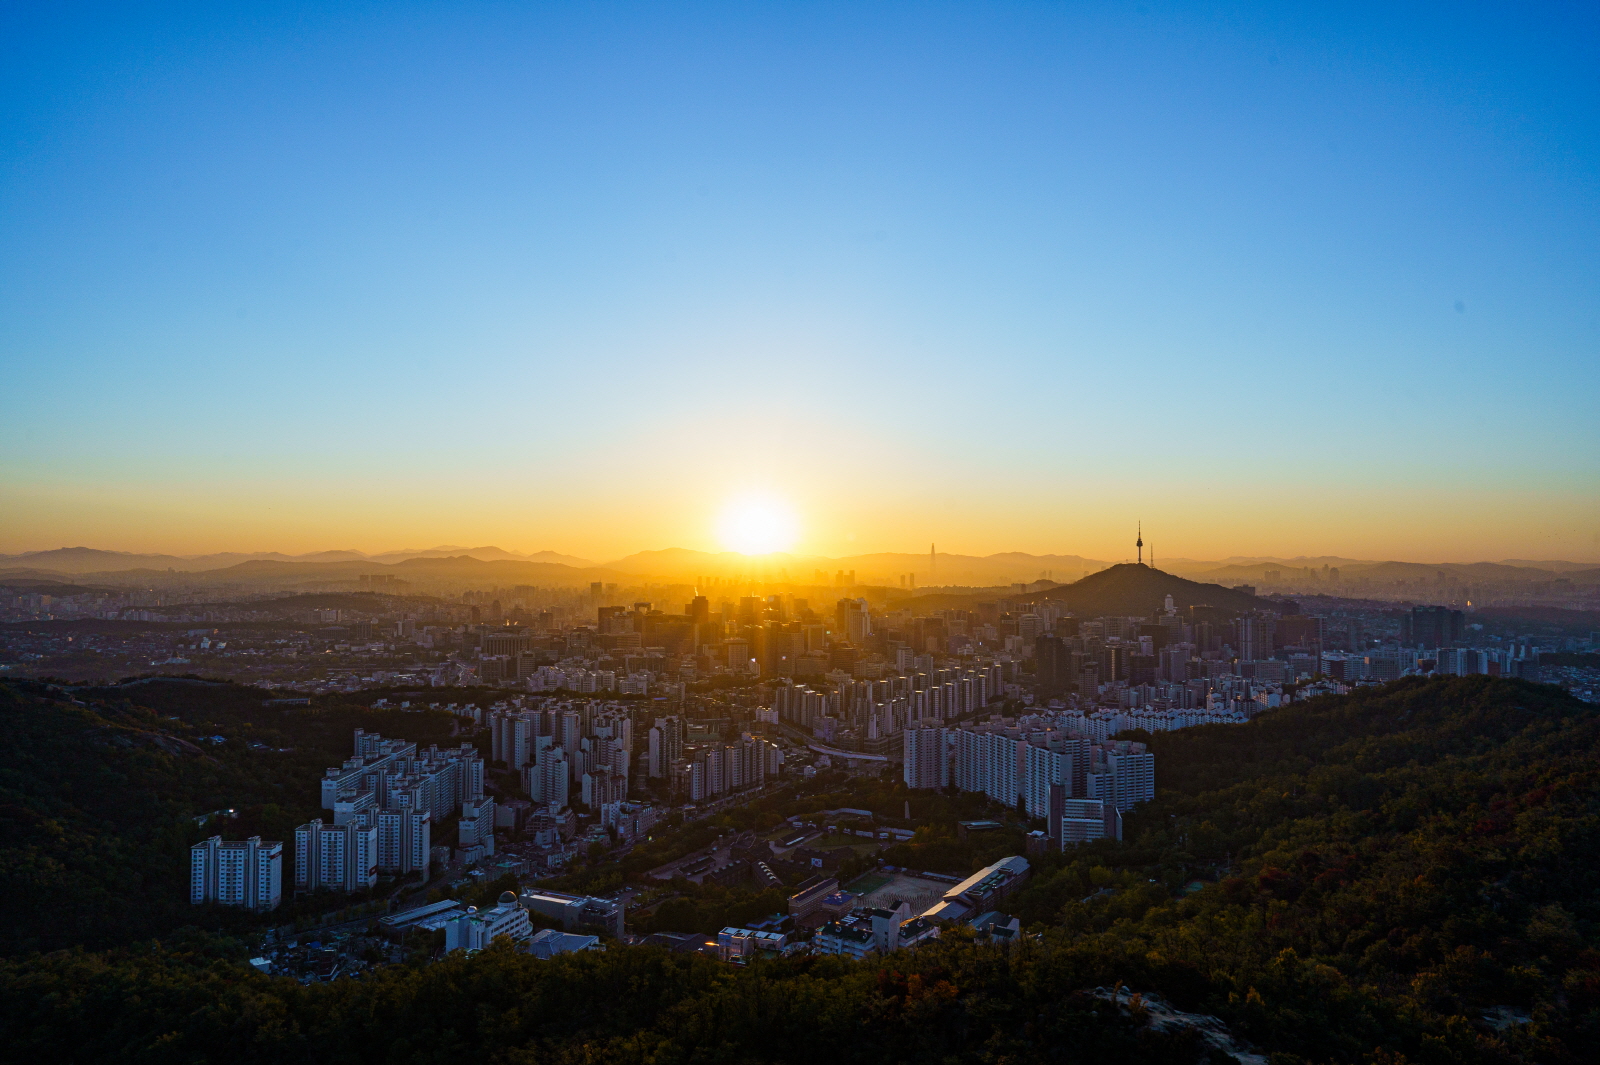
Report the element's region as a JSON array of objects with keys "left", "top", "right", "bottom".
[
  {"left": 930, "top": 543, "right": 935, "bottom": 579},
  {"left": 1136, "top": 522, "right": 1143, "bottom": 565}
]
